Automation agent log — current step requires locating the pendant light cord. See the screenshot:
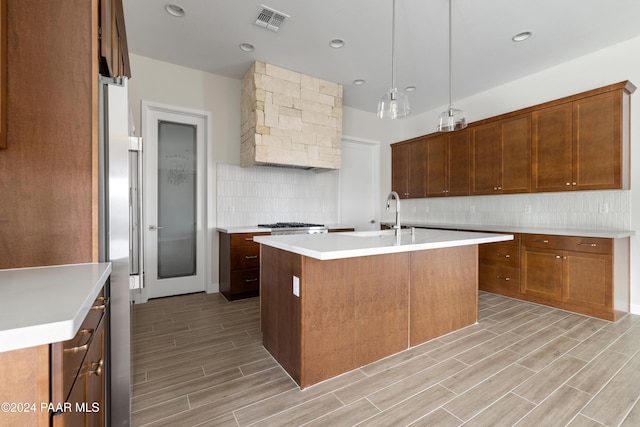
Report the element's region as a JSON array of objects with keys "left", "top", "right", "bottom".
[
  {"left": 448, "top": 0, "right": 453, "bottom": 113},
  {"left": 391, "top": 0, "right": 397, "bottom": 97}
]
